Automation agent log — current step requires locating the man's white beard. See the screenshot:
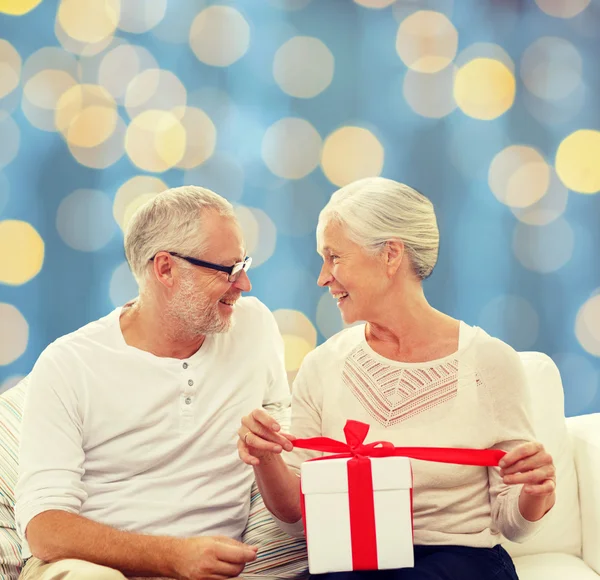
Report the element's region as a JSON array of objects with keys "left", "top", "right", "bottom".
[{"left": 169, "top": 274, "right": 232, "bottom": 338}]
